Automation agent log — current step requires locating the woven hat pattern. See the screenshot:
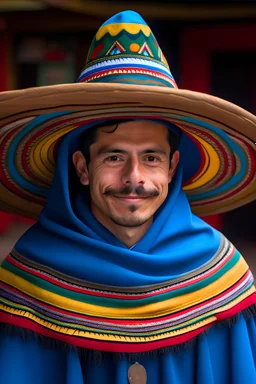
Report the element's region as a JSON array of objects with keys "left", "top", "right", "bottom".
[
  {"left": 77, "top": 12, "right": 176, "bottom": 88},
  {"left": 0, "top": 10, "right": 255, "bottom": 219}
]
